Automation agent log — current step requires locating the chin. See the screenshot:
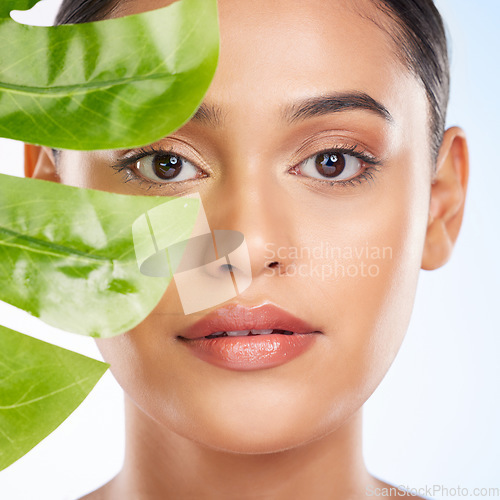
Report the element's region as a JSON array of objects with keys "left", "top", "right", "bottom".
[
  {"left": 149, "top": 380, "right": 358, "bottom": 455},
  {"left": 179, "top": 415, "right": 329, "bottom": 455}
]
